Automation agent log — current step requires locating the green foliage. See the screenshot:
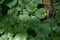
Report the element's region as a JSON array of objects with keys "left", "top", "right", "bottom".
[
  {"left": 0, "top": 0, "right": 5, "bottom": 4},
  {"left": 0, "top": 0, "right": 60, "bottom": 40}
]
